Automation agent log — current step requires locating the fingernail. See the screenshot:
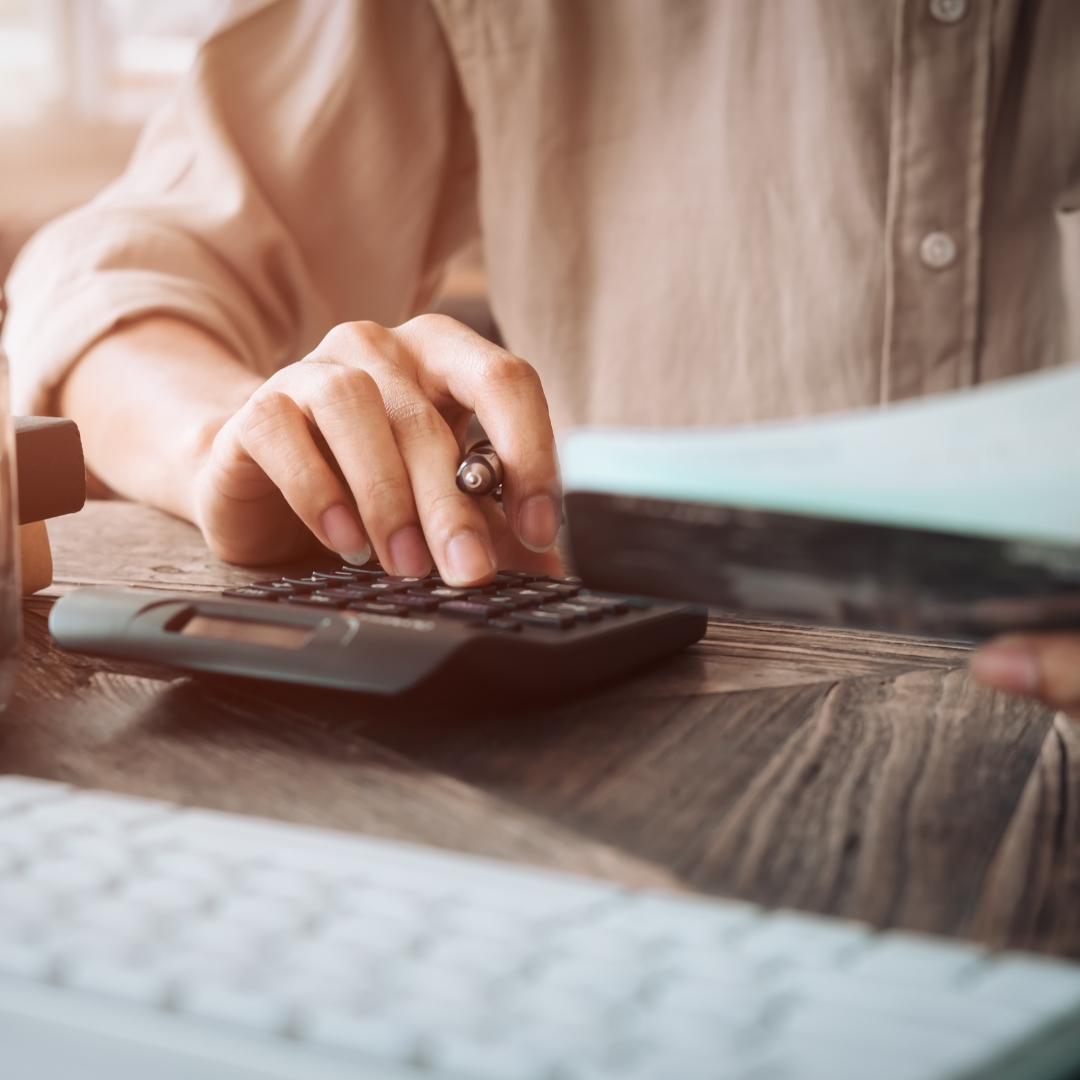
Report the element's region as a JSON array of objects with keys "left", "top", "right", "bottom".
[
  {"left": 388, "top": 525, "right": 432, "bottom": 577},
  {"left": 321, "top": 503, "right": 370, "bottom": 565},
  {"left": 971, "top": 645, "right": 1040, "bottom": 695},
  {"left": 445, "top": 530, "right": 495, "bottom": 585},
  {"left": 517, "top": 494, "right": 560, "bottom": 552}
]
